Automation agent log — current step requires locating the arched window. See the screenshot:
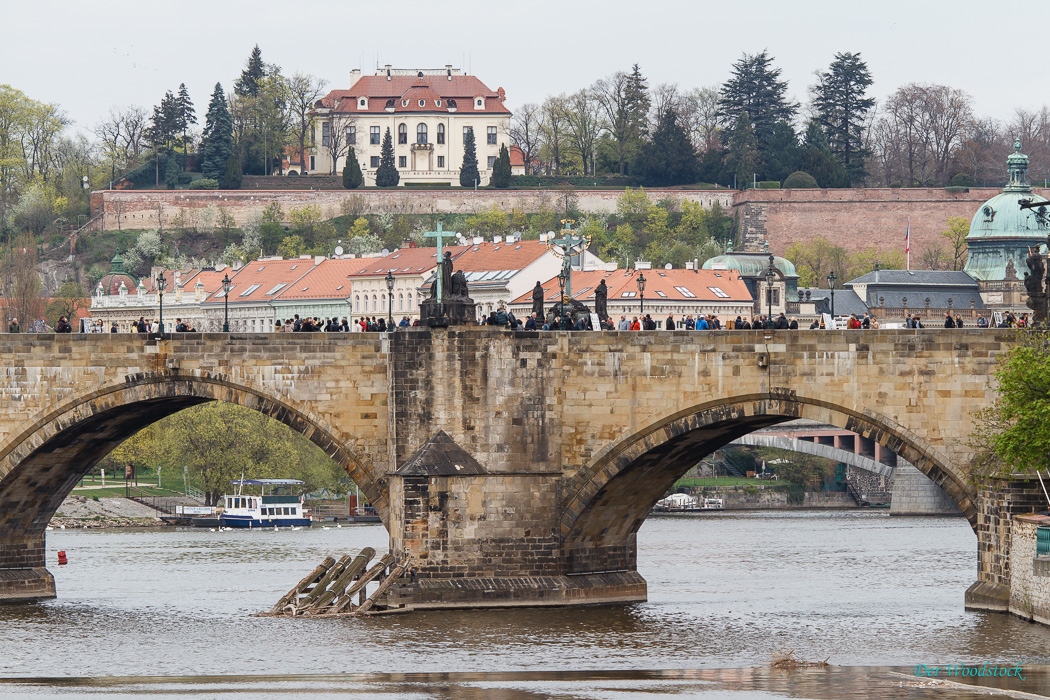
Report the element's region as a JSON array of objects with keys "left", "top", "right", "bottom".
[
  {"left": 437, "top": 123, "right": 445, "bottom": 144},
  {"left": 399, "top": 293, "right": 404, "bottom": 310},
  {"left": 408, "top": 292, "right": 413, "bottom": 308},
  {"left": 354, "top": 295, "right": 360, "bottom": 312},
  {"left": 398, "top": 123, "right": 407, "bottom": 144},
  {"left": 372, "top": 294, "right": 377, "bottom": 312},
  {"left": 417, "top": 123, "right": 427, "bottom": 145}
]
